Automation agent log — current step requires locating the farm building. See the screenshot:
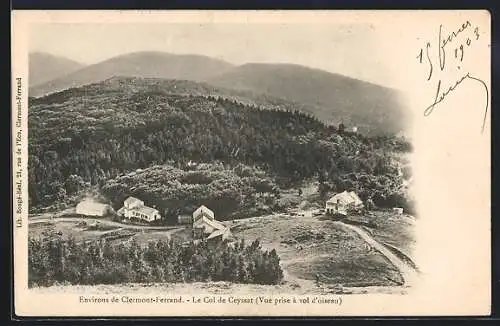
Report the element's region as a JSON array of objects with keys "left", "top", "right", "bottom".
[
  {"left": 191, "top": 205, "right": 232, "bottom": 241},
  {"left": 177, "top": 214, "right": 192, "bottom": 225},
  {"left": 326, "top": 191, "right": 364, "bottom": 216},
  {"left": 116, "top": 196, "right": 161, "bottom": 223},
  {"left": 76, "top": 199, "right": 111, "bottom": 217}
]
